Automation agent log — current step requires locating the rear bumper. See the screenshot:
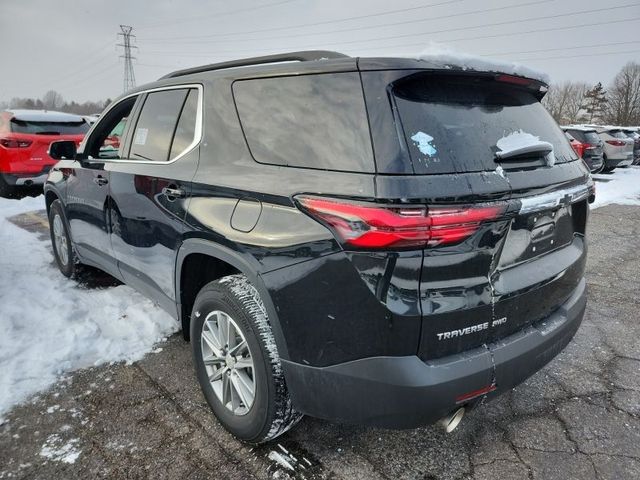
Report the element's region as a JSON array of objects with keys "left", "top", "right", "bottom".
[
  {"left": 1, "top": 172, "right": 49, "bottom": 186},
  {"left": 605, "top": 156, "right": 633, "bottom": 168},
  {"left": 283, "top": 278, "right": 586, "bottom": 429}
]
